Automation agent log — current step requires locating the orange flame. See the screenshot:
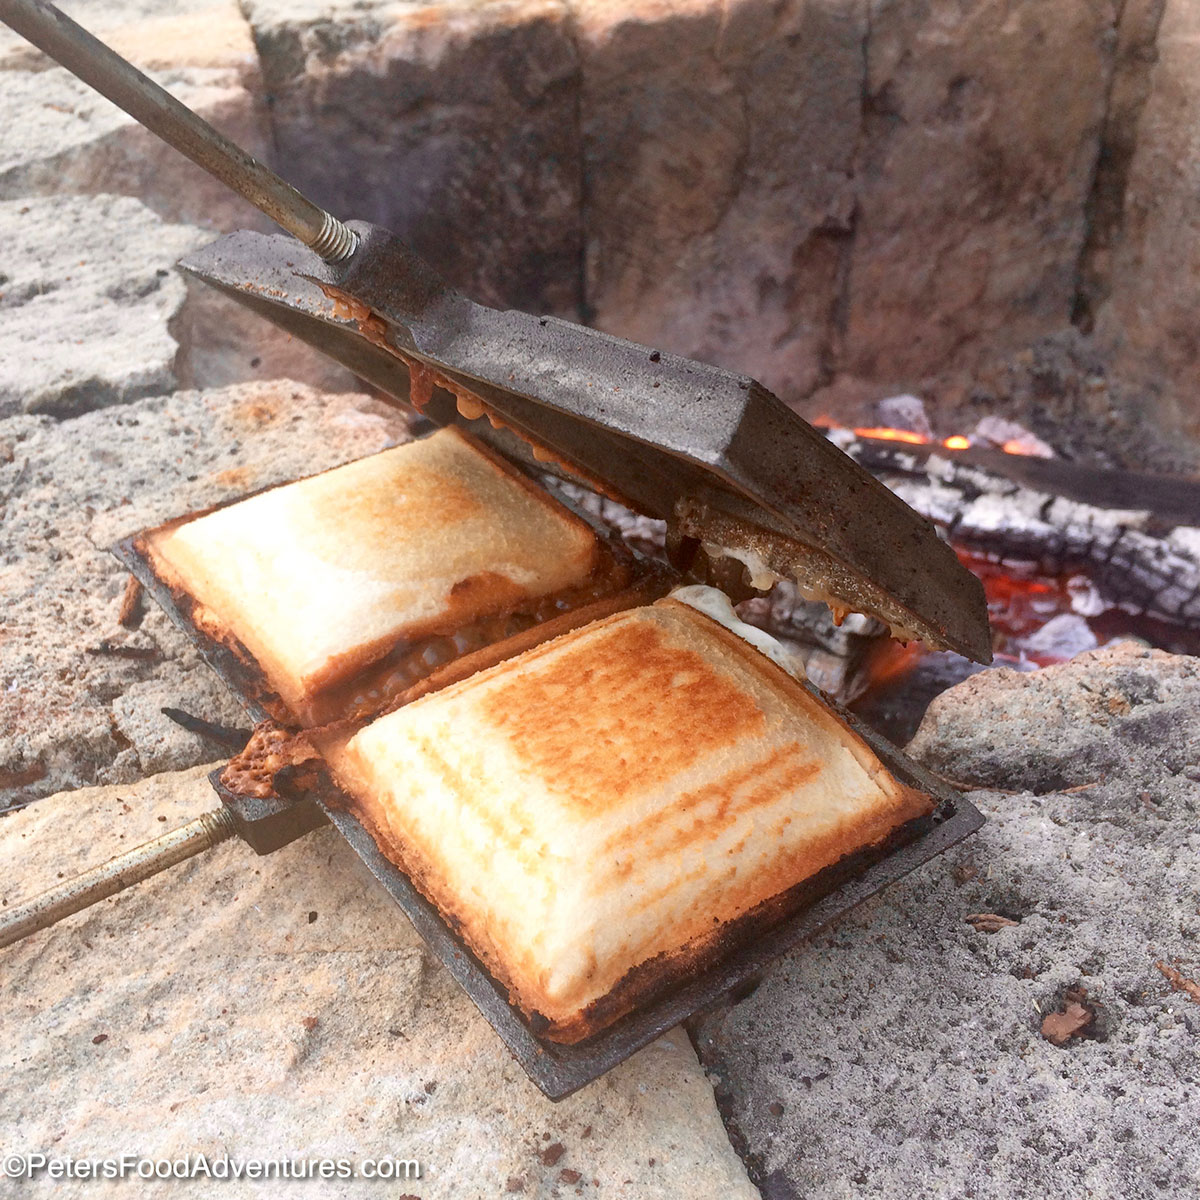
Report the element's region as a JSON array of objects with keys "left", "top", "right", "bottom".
[{"left": 942, "top": 435, "right": 970, "bottom": 451}]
